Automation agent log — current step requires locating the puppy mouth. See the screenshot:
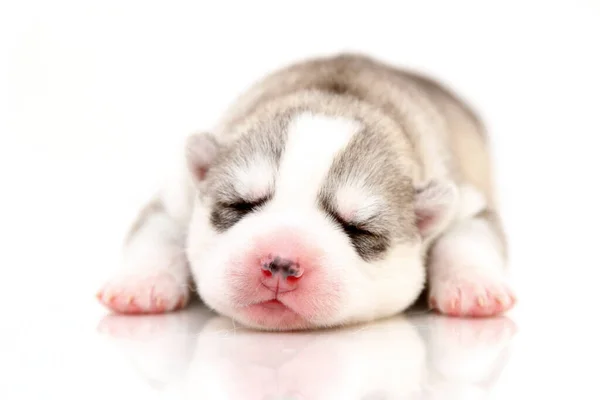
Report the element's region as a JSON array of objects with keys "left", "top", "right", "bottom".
[
  {"left": 255, "top": 299, "right": 288, "bottom": 310},
  {"left": 244, "top": 297, "right": 302, "bottom": 318},
  {"left": 258, "top": 299, "right": 288, "bottom": 310},
  {"left": 241, "top": 299, "right": 310, "bottom": 331}
]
